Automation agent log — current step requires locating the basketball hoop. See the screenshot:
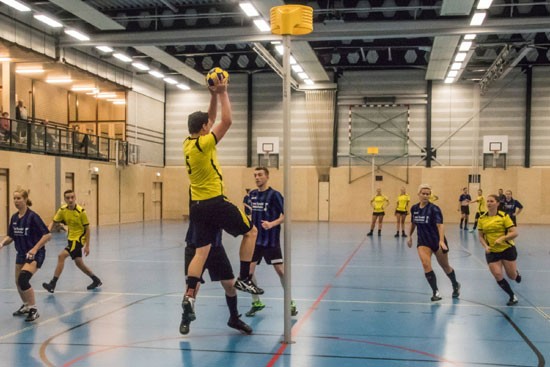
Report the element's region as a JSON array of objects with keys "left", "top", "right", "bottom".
[{"left": 491, "top": 149, "right": 500, "bottom": 168}]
